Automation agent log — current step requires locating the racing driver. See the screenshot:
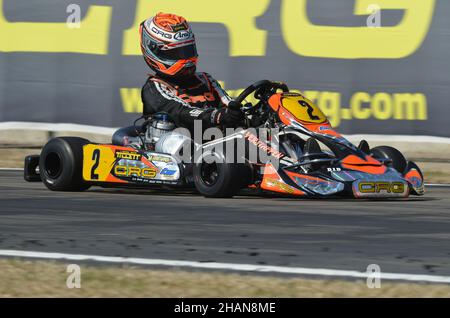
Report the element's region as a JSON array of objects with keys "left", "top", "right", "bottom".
[{"left": 114, "top": 12, "right": 244, "bottom": 146}]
